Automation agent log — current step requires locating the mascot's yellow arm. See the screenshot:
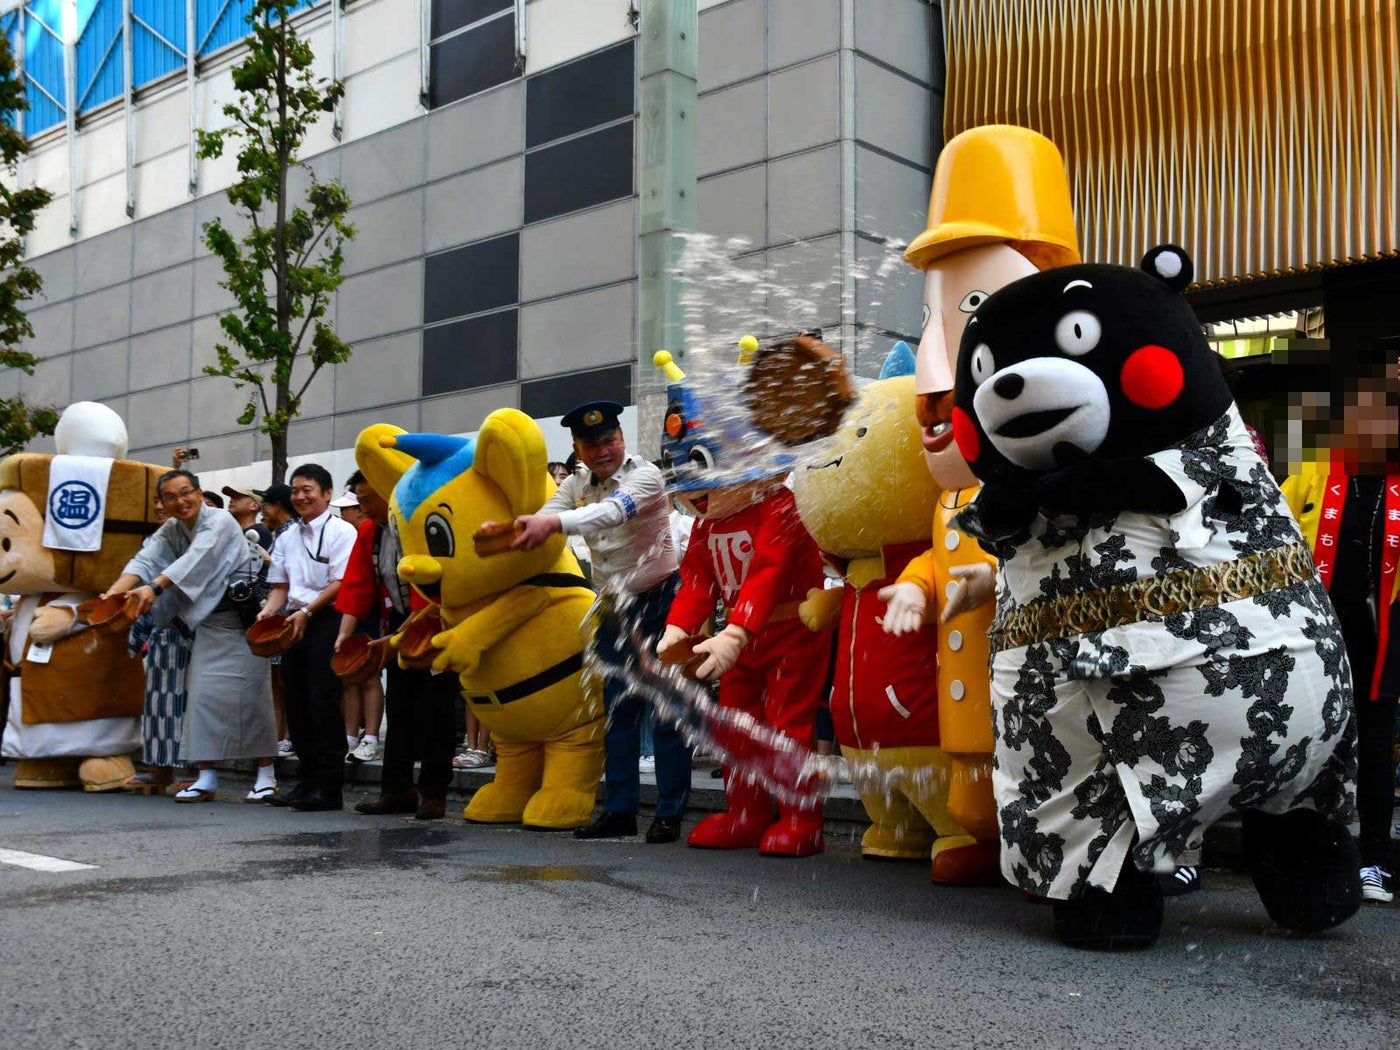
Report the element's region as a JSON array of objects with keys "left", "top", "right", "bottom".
[{"left": 432, "top": 586, "right": 553, "bottom": 676}]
